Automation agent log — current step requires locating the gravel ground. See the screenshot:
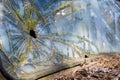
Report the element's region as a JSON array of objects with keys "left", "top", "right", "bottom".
[{"left": 40, "top": 53, "right": 120, "bottom": 80}]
